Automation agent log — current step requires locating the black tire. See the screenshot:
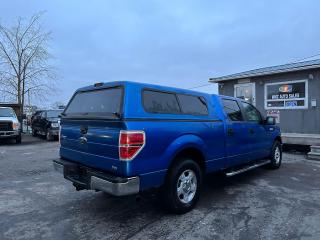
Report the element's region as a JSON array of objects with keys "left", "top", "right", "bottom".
[
  {"left": 16, "top": 134, "right": 22, "bottom": 144},
  {"left": 161, "top": 158, "right": 202, "bottom": 214},
  {"left": 32, "top": 128, "right": 37, "bottom": 137},
  {"left": 269, "top": 141, "right": 282, "bottom": 169}
]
